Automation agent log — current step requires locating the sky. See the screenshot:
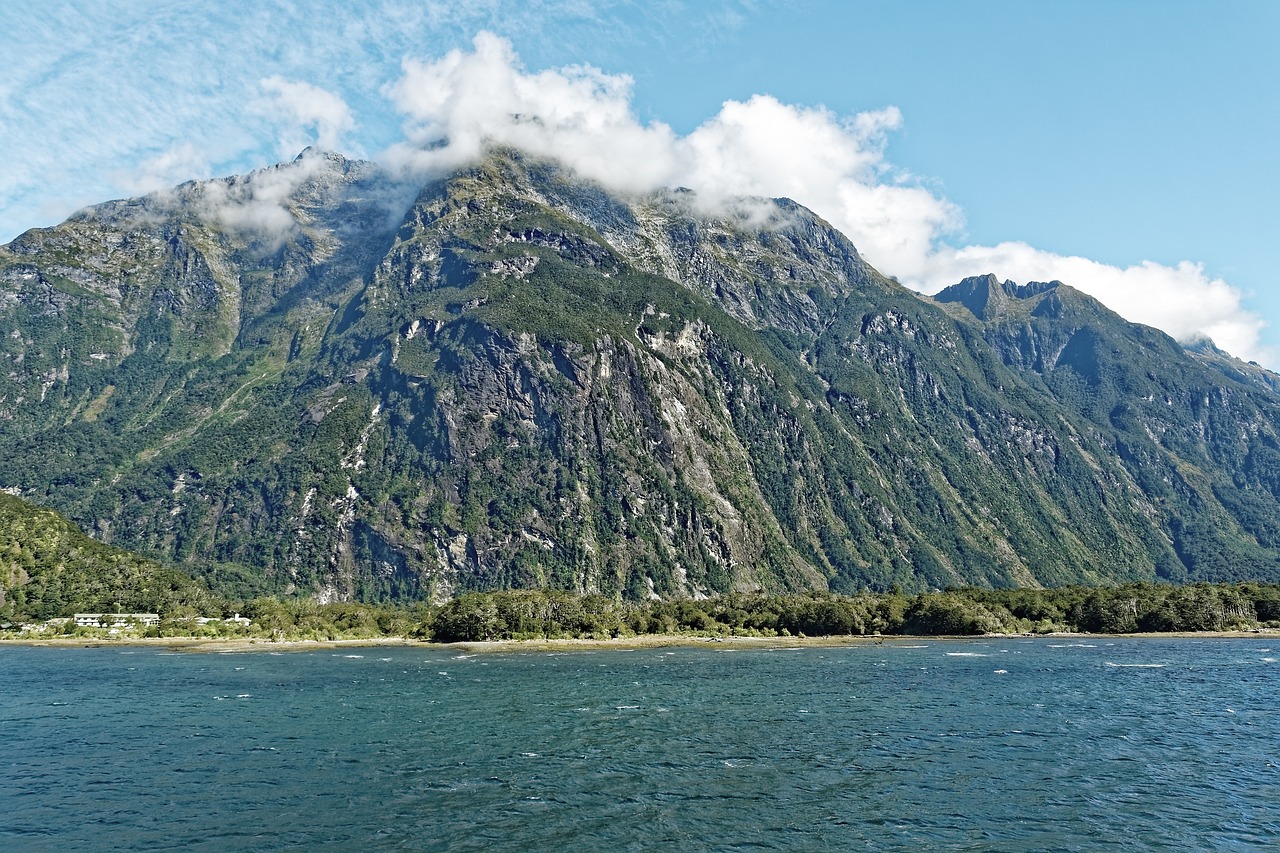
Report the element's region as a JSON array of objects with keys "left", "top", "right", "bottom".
[{"left": 2, "top": 0, "right": 1277, "bottom": 364}]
